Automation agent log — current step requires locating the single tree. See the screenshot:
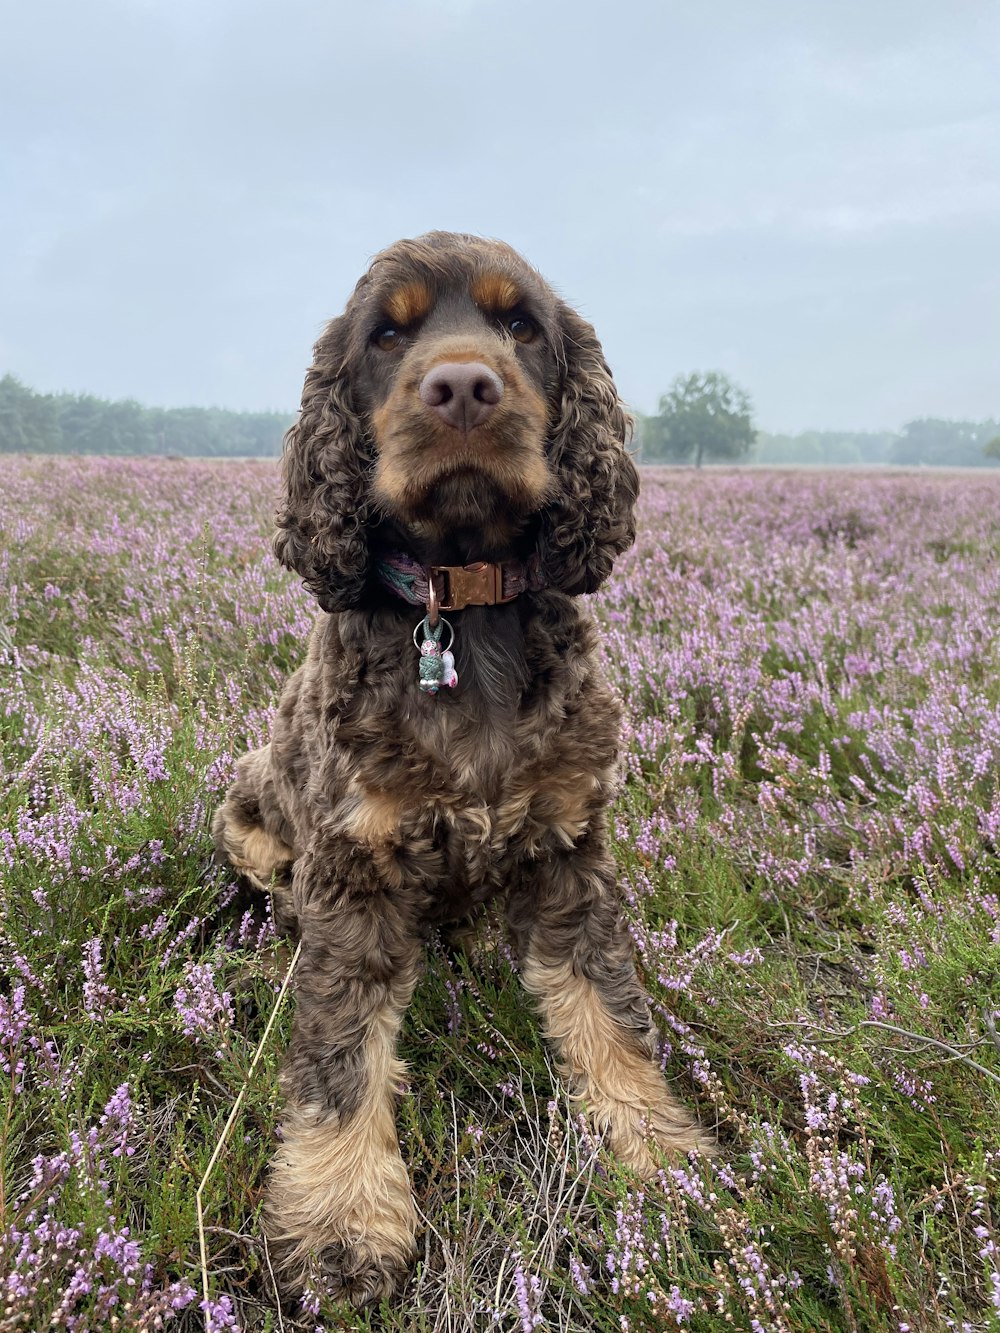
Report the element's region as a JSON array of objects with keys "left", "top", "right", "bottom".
[{"left": 645, "top": 371, "right": 755, "bottom": 467}]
